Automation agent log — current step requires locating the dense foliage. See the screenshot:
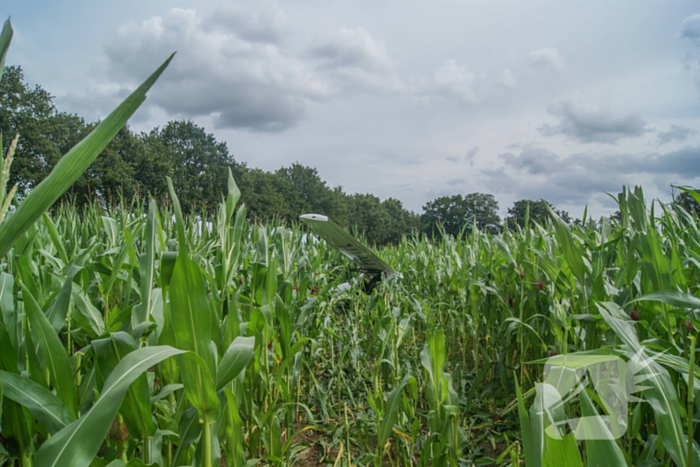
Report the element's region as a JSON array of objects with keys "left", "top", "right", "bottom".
[{"left": 4, "top": 177, "right": 700, "bottom": 467}]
